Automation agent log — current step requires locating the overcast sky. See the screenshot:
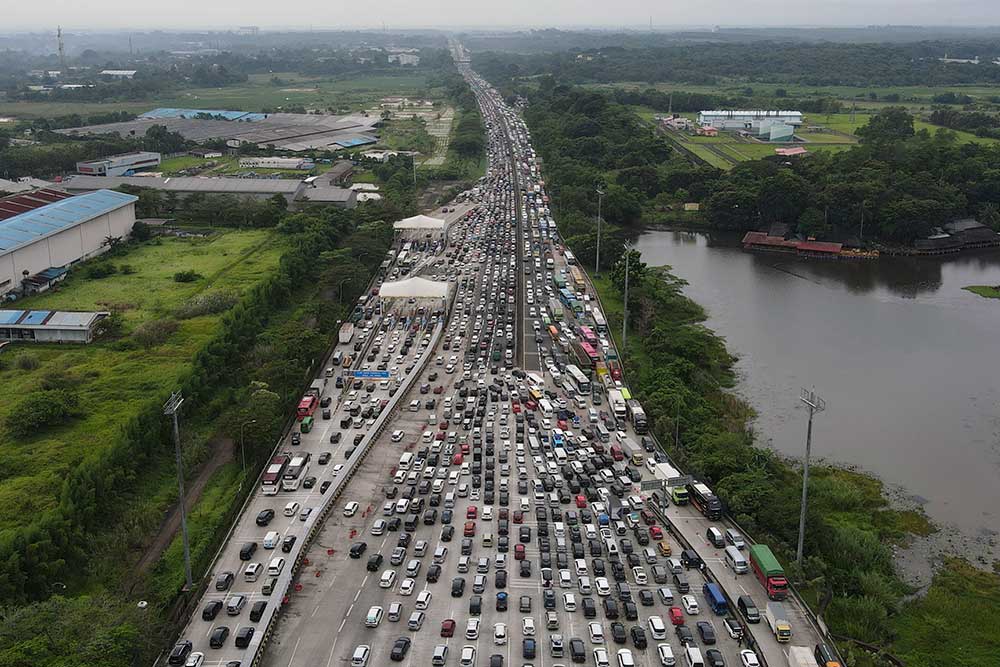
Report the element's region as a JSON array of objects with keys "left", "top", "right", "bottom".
[{"left": 4, "top": 0, "right": 999, "bottom": 31}]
